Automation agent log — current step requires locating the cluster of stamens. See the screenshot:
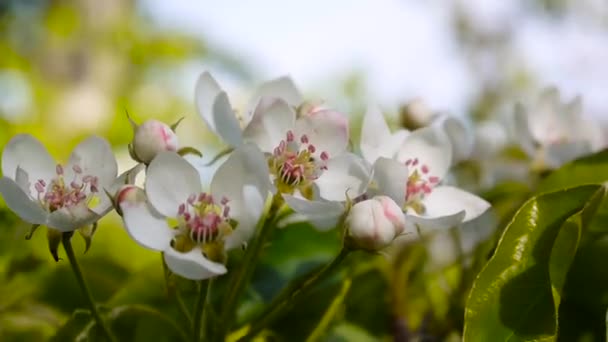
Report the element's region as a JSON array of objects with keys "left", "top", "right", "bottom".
[
  {"left": 404, "top": 158, "right": 440, "bottom": 214},
  {"left": 269, "top": 130, "right": 329, "bottom": 193},
  {"left": 34, "top": 164, "right": 99, "bottom": 212},
  {"left": 176, "top": 193, "right": 232, "bottom": 245}
]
